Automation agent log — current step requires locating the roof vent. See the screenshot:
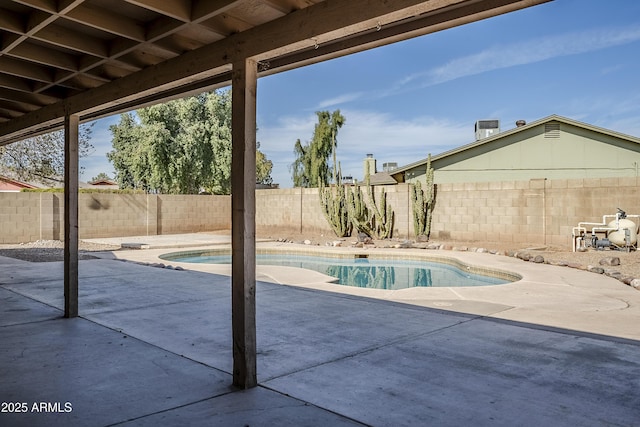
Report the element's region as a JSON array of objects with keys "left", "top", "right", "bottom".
[
  {"left": 544, "top": 123, "right": 560, "bottom": 138},
  {"left": 516, "top": 120, "right": 526, "bottom": 127}
]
